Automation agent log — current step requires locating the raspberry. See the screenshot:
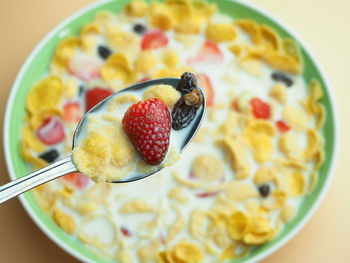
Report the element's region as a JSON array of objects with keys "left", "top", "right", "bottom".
[{"left": 122, "top": 98, "right": 171, "bottom": 165}]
